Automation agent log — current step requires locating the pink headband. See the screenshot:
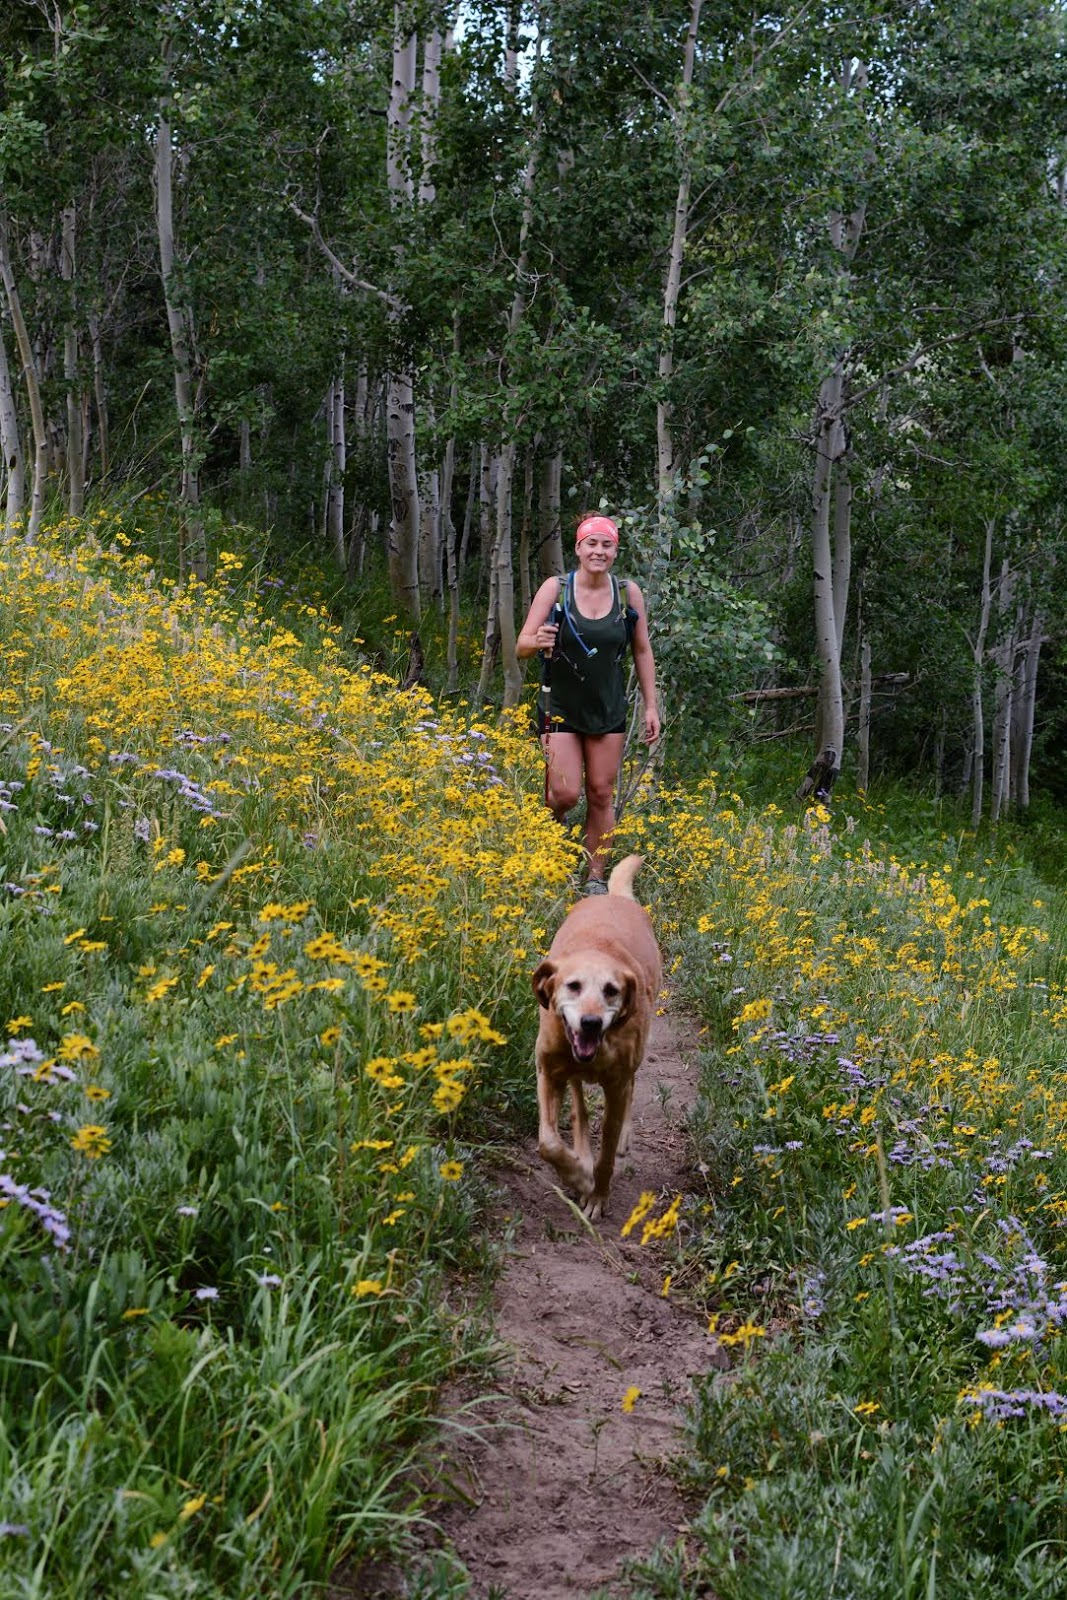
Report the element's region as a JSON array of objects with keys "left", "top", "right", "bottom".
[{"left": 575, "top": 515, "right": 619, "bottom": 545}]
